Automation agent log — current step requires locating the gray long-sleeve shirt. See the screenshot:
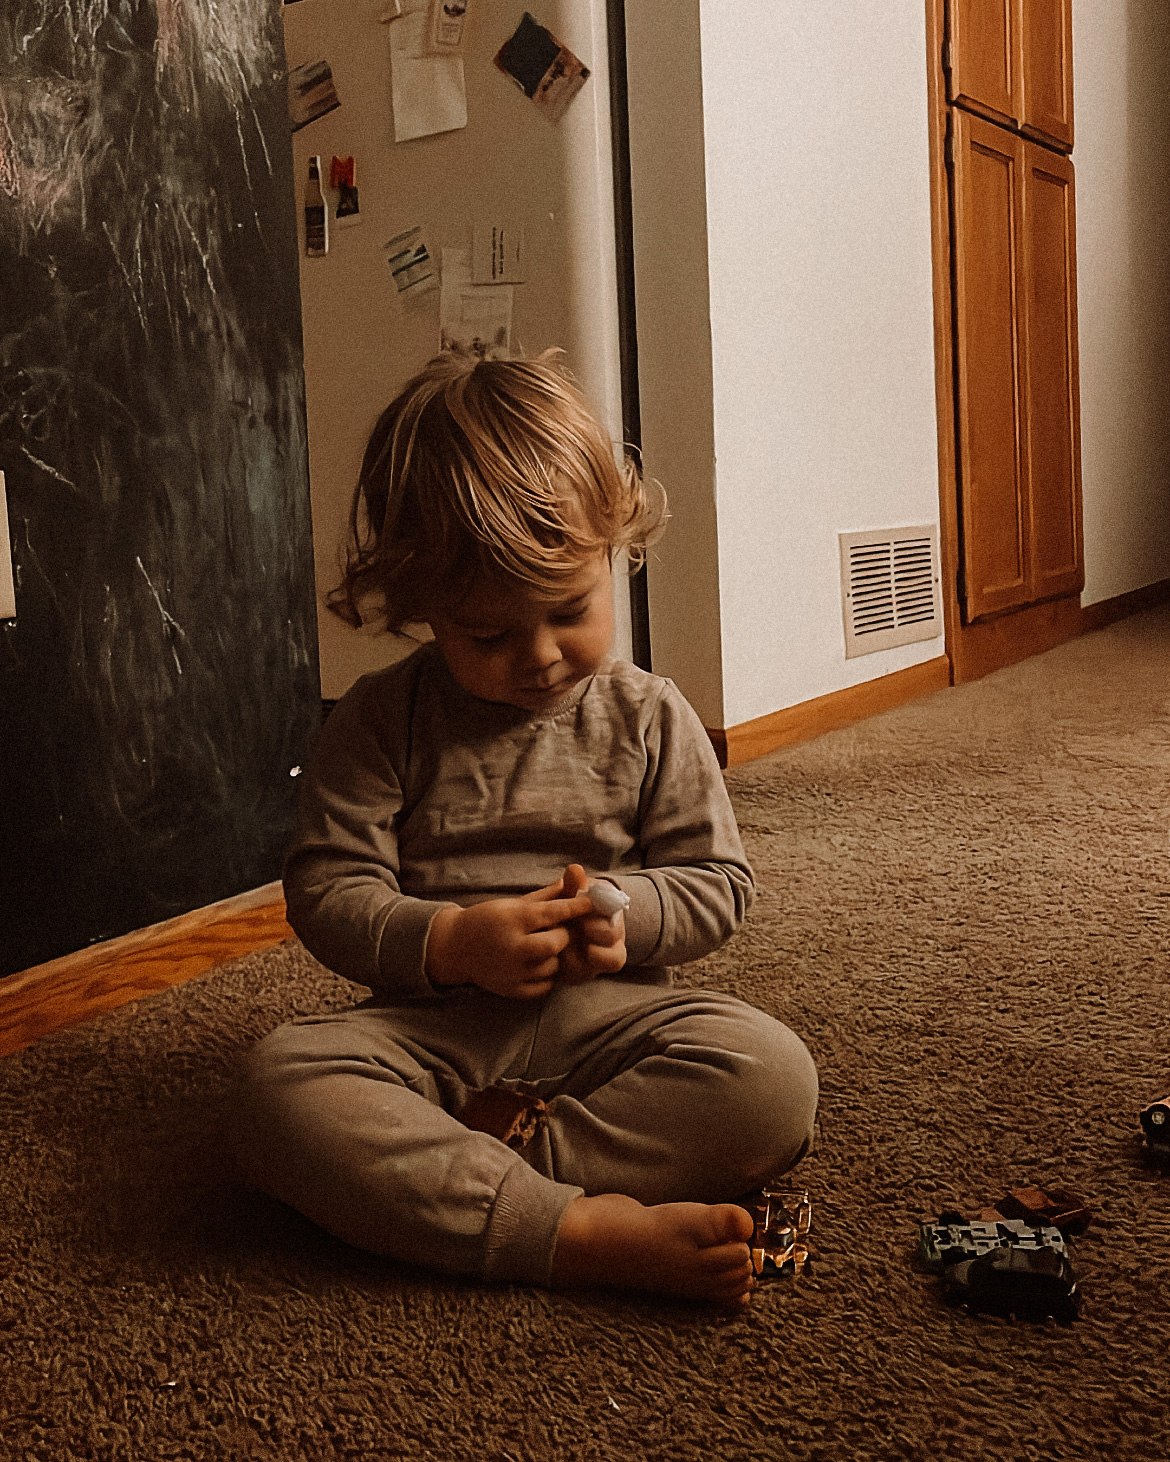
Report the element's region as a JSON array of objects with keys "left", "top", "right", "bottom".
[{"left": 284, "top": 643, "right": 754, "bottom": 999}]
